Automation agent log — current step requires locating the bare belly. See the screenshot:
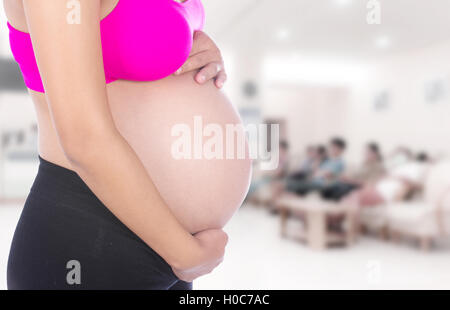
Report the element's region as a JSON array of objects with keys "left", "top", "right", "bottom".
[{"left": 106, "top": 73, "right": 252, "bottom": 233}]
